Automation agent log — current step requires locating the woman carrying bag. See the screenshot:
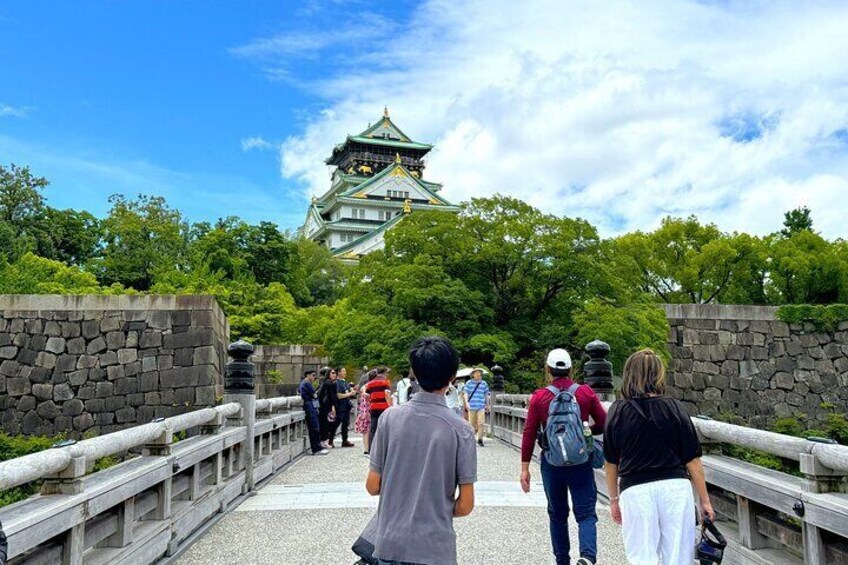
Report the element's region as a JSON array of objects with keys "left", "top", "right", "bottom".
[{"left": 604, "top": 349, "right": 714, "bottom": 565}]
